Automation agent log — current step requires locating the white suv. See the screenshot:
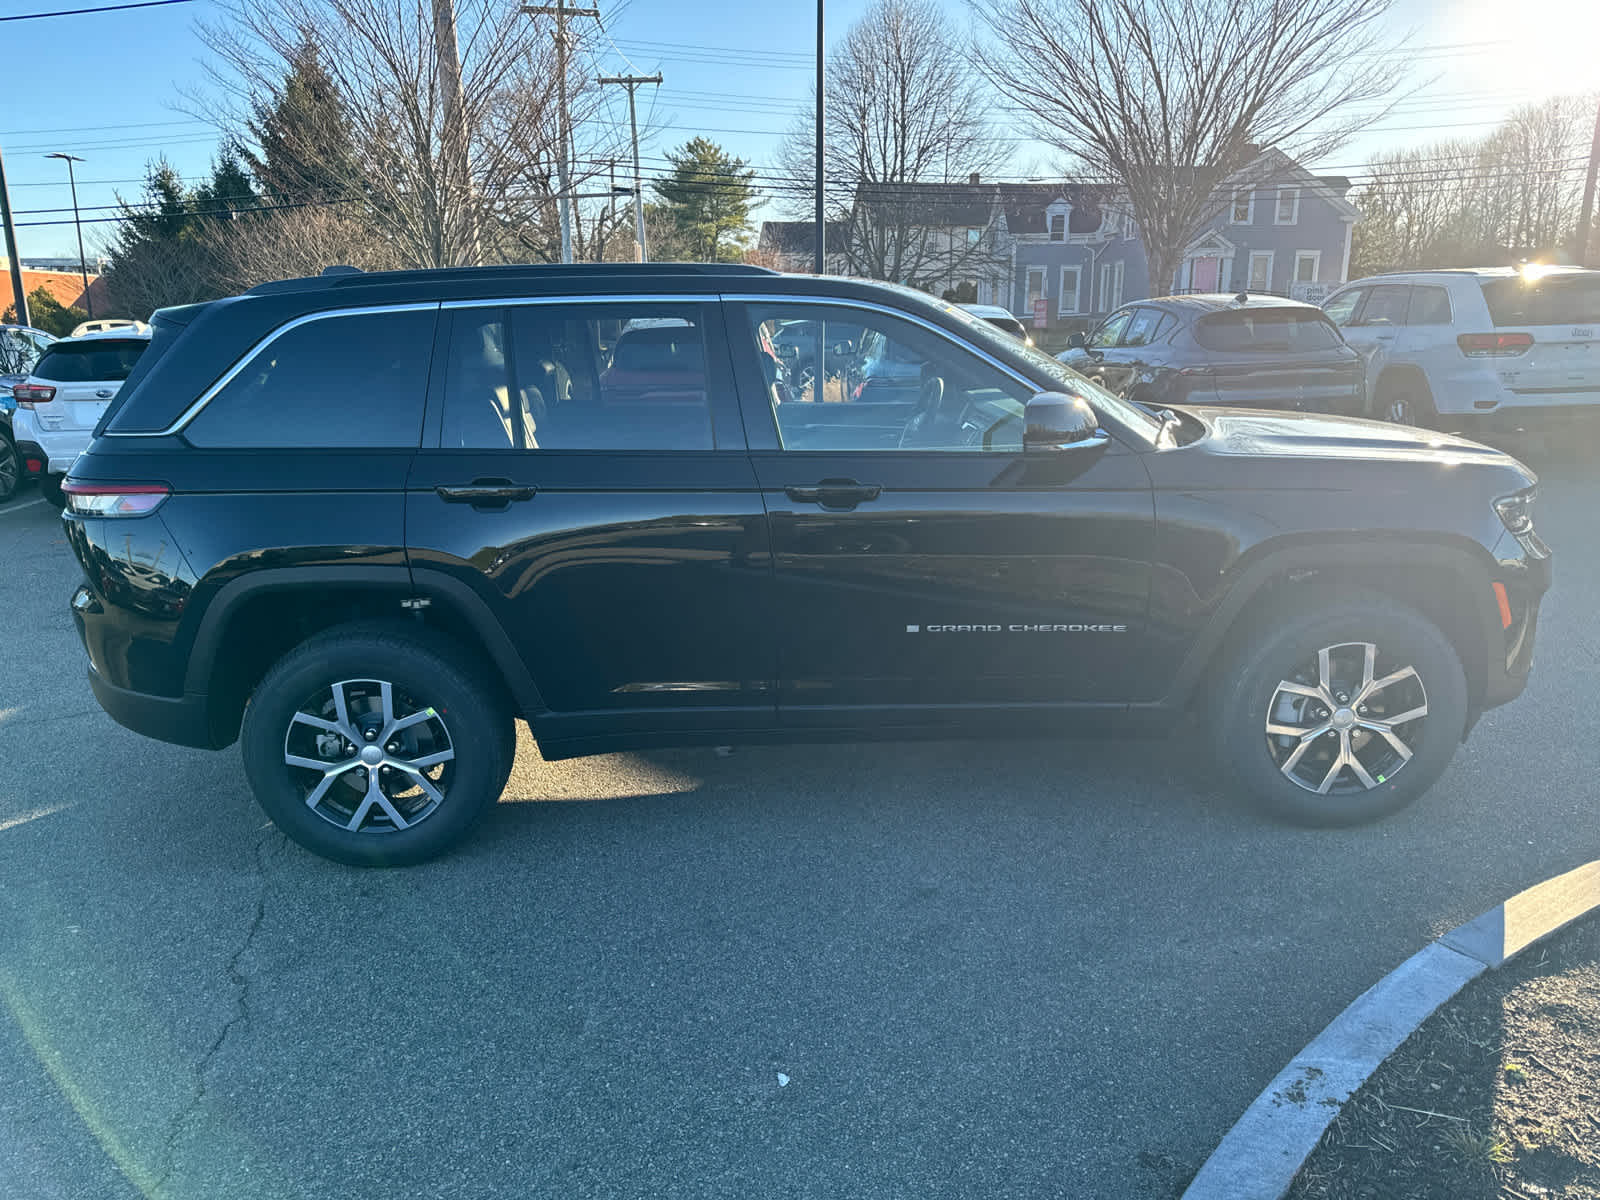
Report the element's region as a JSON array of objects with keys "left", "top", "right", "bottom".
[
  {"left": 1323, "top": 267, "right": 1600, "bottom": 429},
  {"left": 11, "top": 328, "right": 152, "bottom": 504}
]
